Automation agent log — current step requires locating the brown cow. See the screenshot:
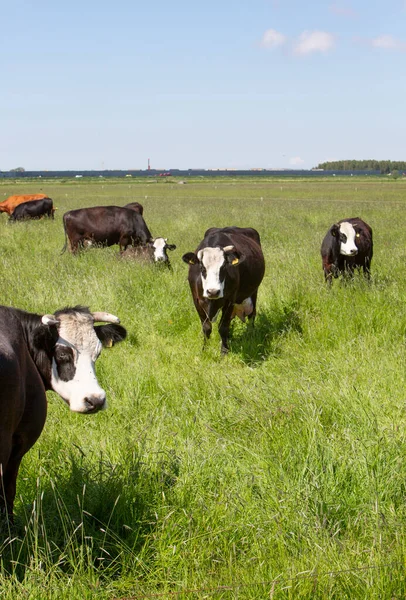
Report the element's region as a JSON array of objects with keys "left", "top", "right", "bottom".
[
  {"left": 61, "top": 206, "right": 153, "bottom": 253},
  {"left": 0, "top": 194, "right": 50, "bottom": 215}
]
